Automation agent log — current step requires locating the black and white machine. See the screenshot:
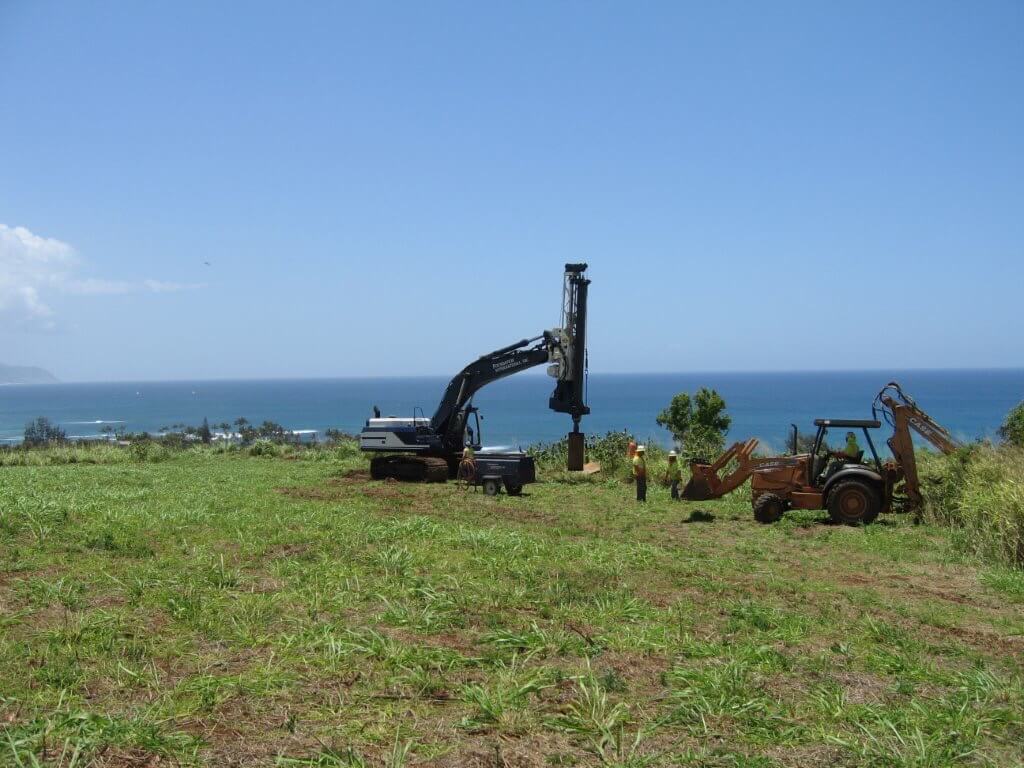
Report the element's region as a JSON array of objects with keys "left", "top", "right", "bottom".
[{"left": 359, "top": 264, "right": 591, "bottom": 488}]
